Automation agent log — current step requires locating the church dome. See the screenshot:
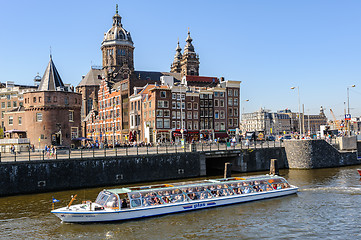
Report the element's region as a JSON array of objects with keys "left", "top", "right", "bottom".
[{"left": 102, "top": 6, "right": 133, "bottom": 47}]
